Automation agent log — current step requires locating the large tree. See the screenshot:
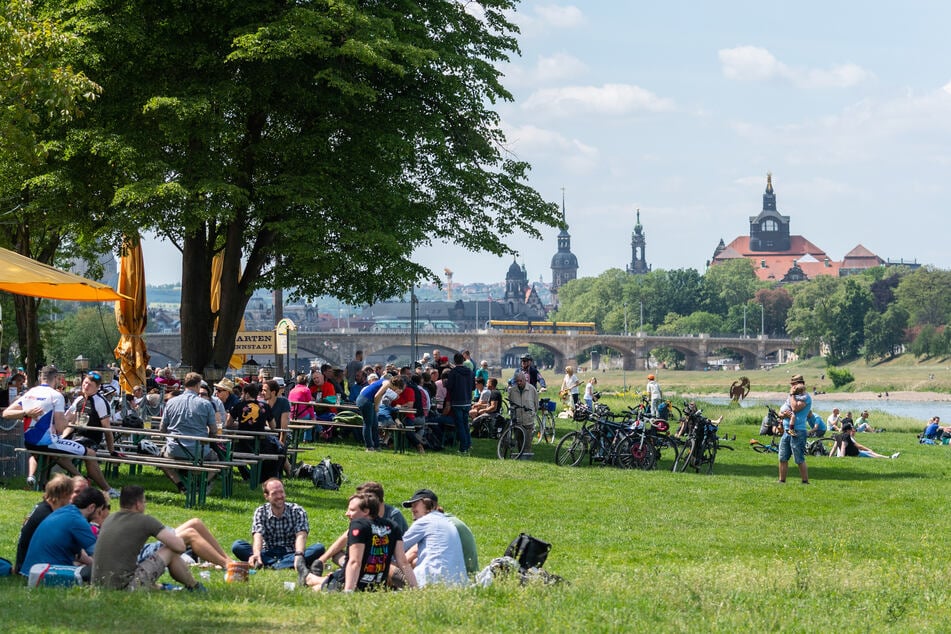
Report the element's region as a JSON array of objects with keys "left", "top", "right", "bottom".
[
  {"left": 58, "top": 0, "right": 559, "bottom": 370},
  {"left": 0, "top": 0, "right": 102, "bottom": 378}
]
